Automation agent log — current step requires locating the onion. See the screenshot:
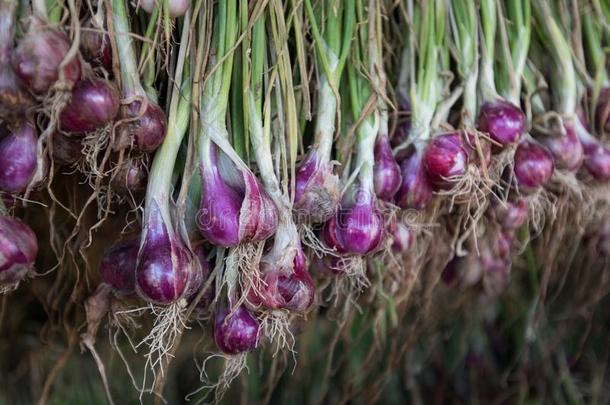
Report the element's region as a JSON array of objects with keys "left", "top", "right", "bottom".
[
  {"left": 513, "top": 140, "right": 554, "bottom": 190},
  {"left": 80, "top": 20, "right": 112, "bottom": 70},
  {"left": 492, "top": 196, "right": 528, "bottom": 230},
  {"left": 574, "top": 119, "right": 610, "bottom": 181},
  {"left": 139, "top": 0, "right": 190, "bottom": 18},
  {"left": 388, "top": 219, "right": 414, "bottom": 253},
  {"left": 117, "top": 100, "right": 167, "bottom": 152},
  {"left": 0, "top": 121, "right": 37, "bottom": 193},
  {"left": 99, "top": 237, "right": 138, "bottom": 296},
  {"left": 293, "top": 150, "right": 340, "bottom": 223},
  {"left": 373, "top": 133, "right": 401, "bottom": 201},
  {"left": 213, "top": 303, "right": 260, "bottom": 355},
  {"left": 189, "top": 244, "right": 214, "bottom": 315},
  {"left": 111, "top": 157, "right": 148, "bottom": 194},
  {"left": 11, "top": 19, "right": 81, "bottom": 94},
  {"left": 198, "top": 144, "right": 278, "bottom": 247},
  {"left": 322, "top": 185, "right": 384, "bottom": 255},
  {"left": 0, "top": 215, "right": 38, "bottom": 288},
  {"left": 395, "top": 145, "right": 434, "bottom": 209},
  {"left": 535, "top": 119, "right": 583, "bottom": 171},
  {"left": 136, "top": 201, "right": 200, "bottom": 304},
  {"left": 59, "top": 78, "right": 120, "bottom": 133},
  {"left": 423, "top": 132, "right": 469, "bottom": 189},
  {"left": 476, "top": 100, "right": 526, "bottom": 149},
  {"left": 594, "top": 87, "right": 610, "bottom": 134}
]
